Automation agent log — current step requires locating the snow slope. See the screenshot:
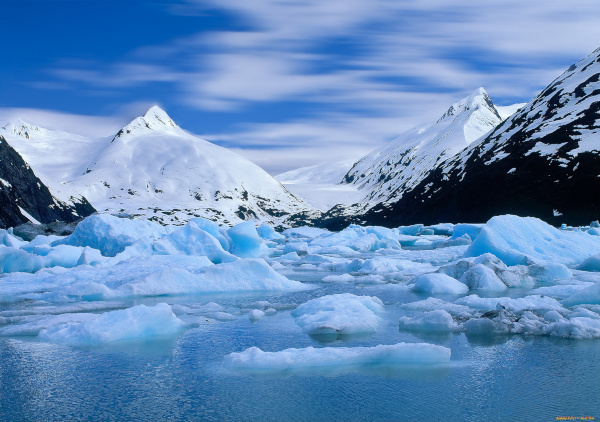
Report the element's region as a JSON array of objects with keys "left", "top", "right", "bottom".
[
  {"left": 358, "top": 46, "right": 600, "bottom": 227},
  {"left": 276, "top": 159, "right": 361, "bottom": 211},
  {"left": 1, "top": 120, "right": 101, "bottom": 210},
  {"left": 0, "top": 136, "right": 95, "bottom": 228},
  {"left": 3, "top": 107, "right": 312, "bottom": 225},
  {"left": 341, "top": 88, "right": 503, "bottom": 209}
]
